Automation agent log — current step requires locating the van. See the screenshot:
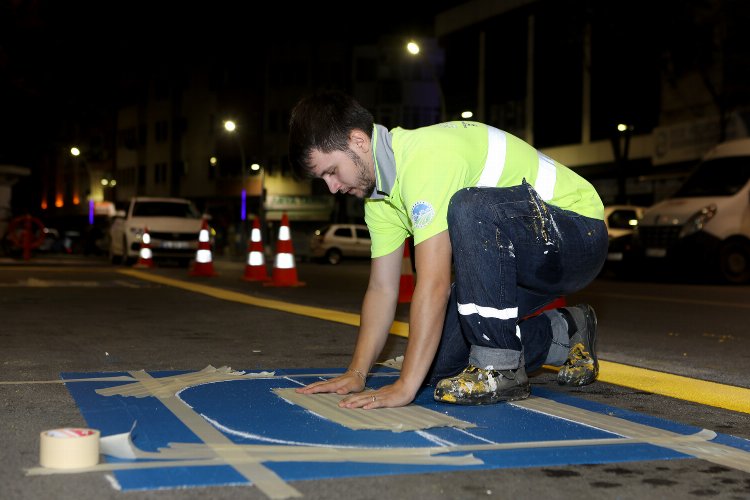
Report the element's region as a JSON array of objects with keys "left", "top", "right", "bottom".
[{"left": 635, "top": 138, "right": 750, "bottom": 283}]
